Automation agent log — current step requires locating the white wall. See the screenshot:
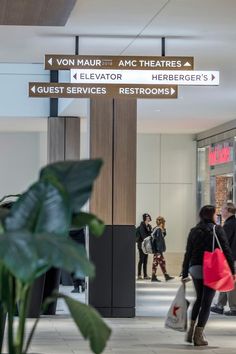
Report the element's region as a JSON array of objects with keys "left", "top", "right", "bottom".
[
  {"left": 136, "top": 134, "right": 196, "bottom": 273},
  {"left": 0, "top": 64, "right": 49, "bottom": 117},
  {"left": 0, "top": 131, "right": 47, "bottom": 200}
]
